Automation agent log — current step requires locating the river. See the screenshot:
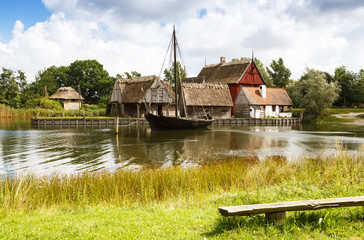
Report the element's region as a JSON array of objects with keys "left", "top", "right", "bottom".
[{"left": 0, "top": 119, "right": 363, "bottom": 176}]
